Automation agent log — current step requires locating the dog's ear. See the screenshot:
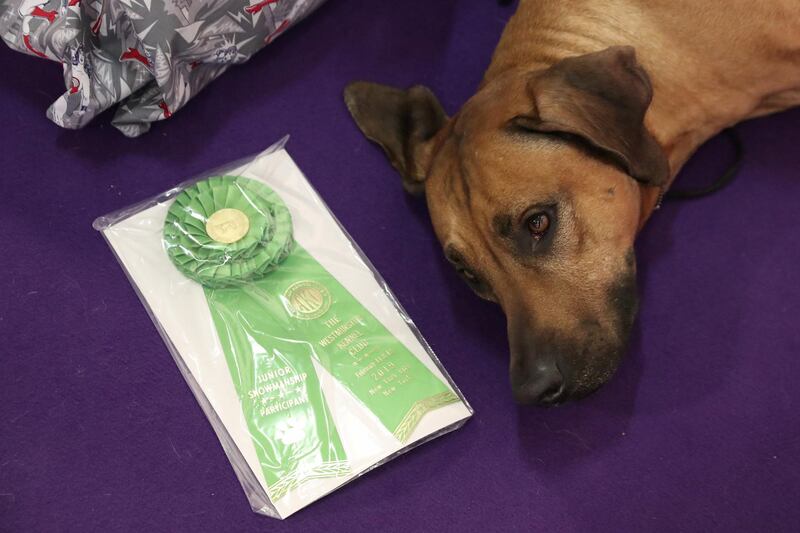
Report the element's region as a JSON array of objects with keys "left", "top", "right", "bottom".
[
  {"left": 344, "top": 82, "right": 448, "bottom": 194},
  {"left": 514, "top": 46, "right": 669, "bottom": 187}
]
